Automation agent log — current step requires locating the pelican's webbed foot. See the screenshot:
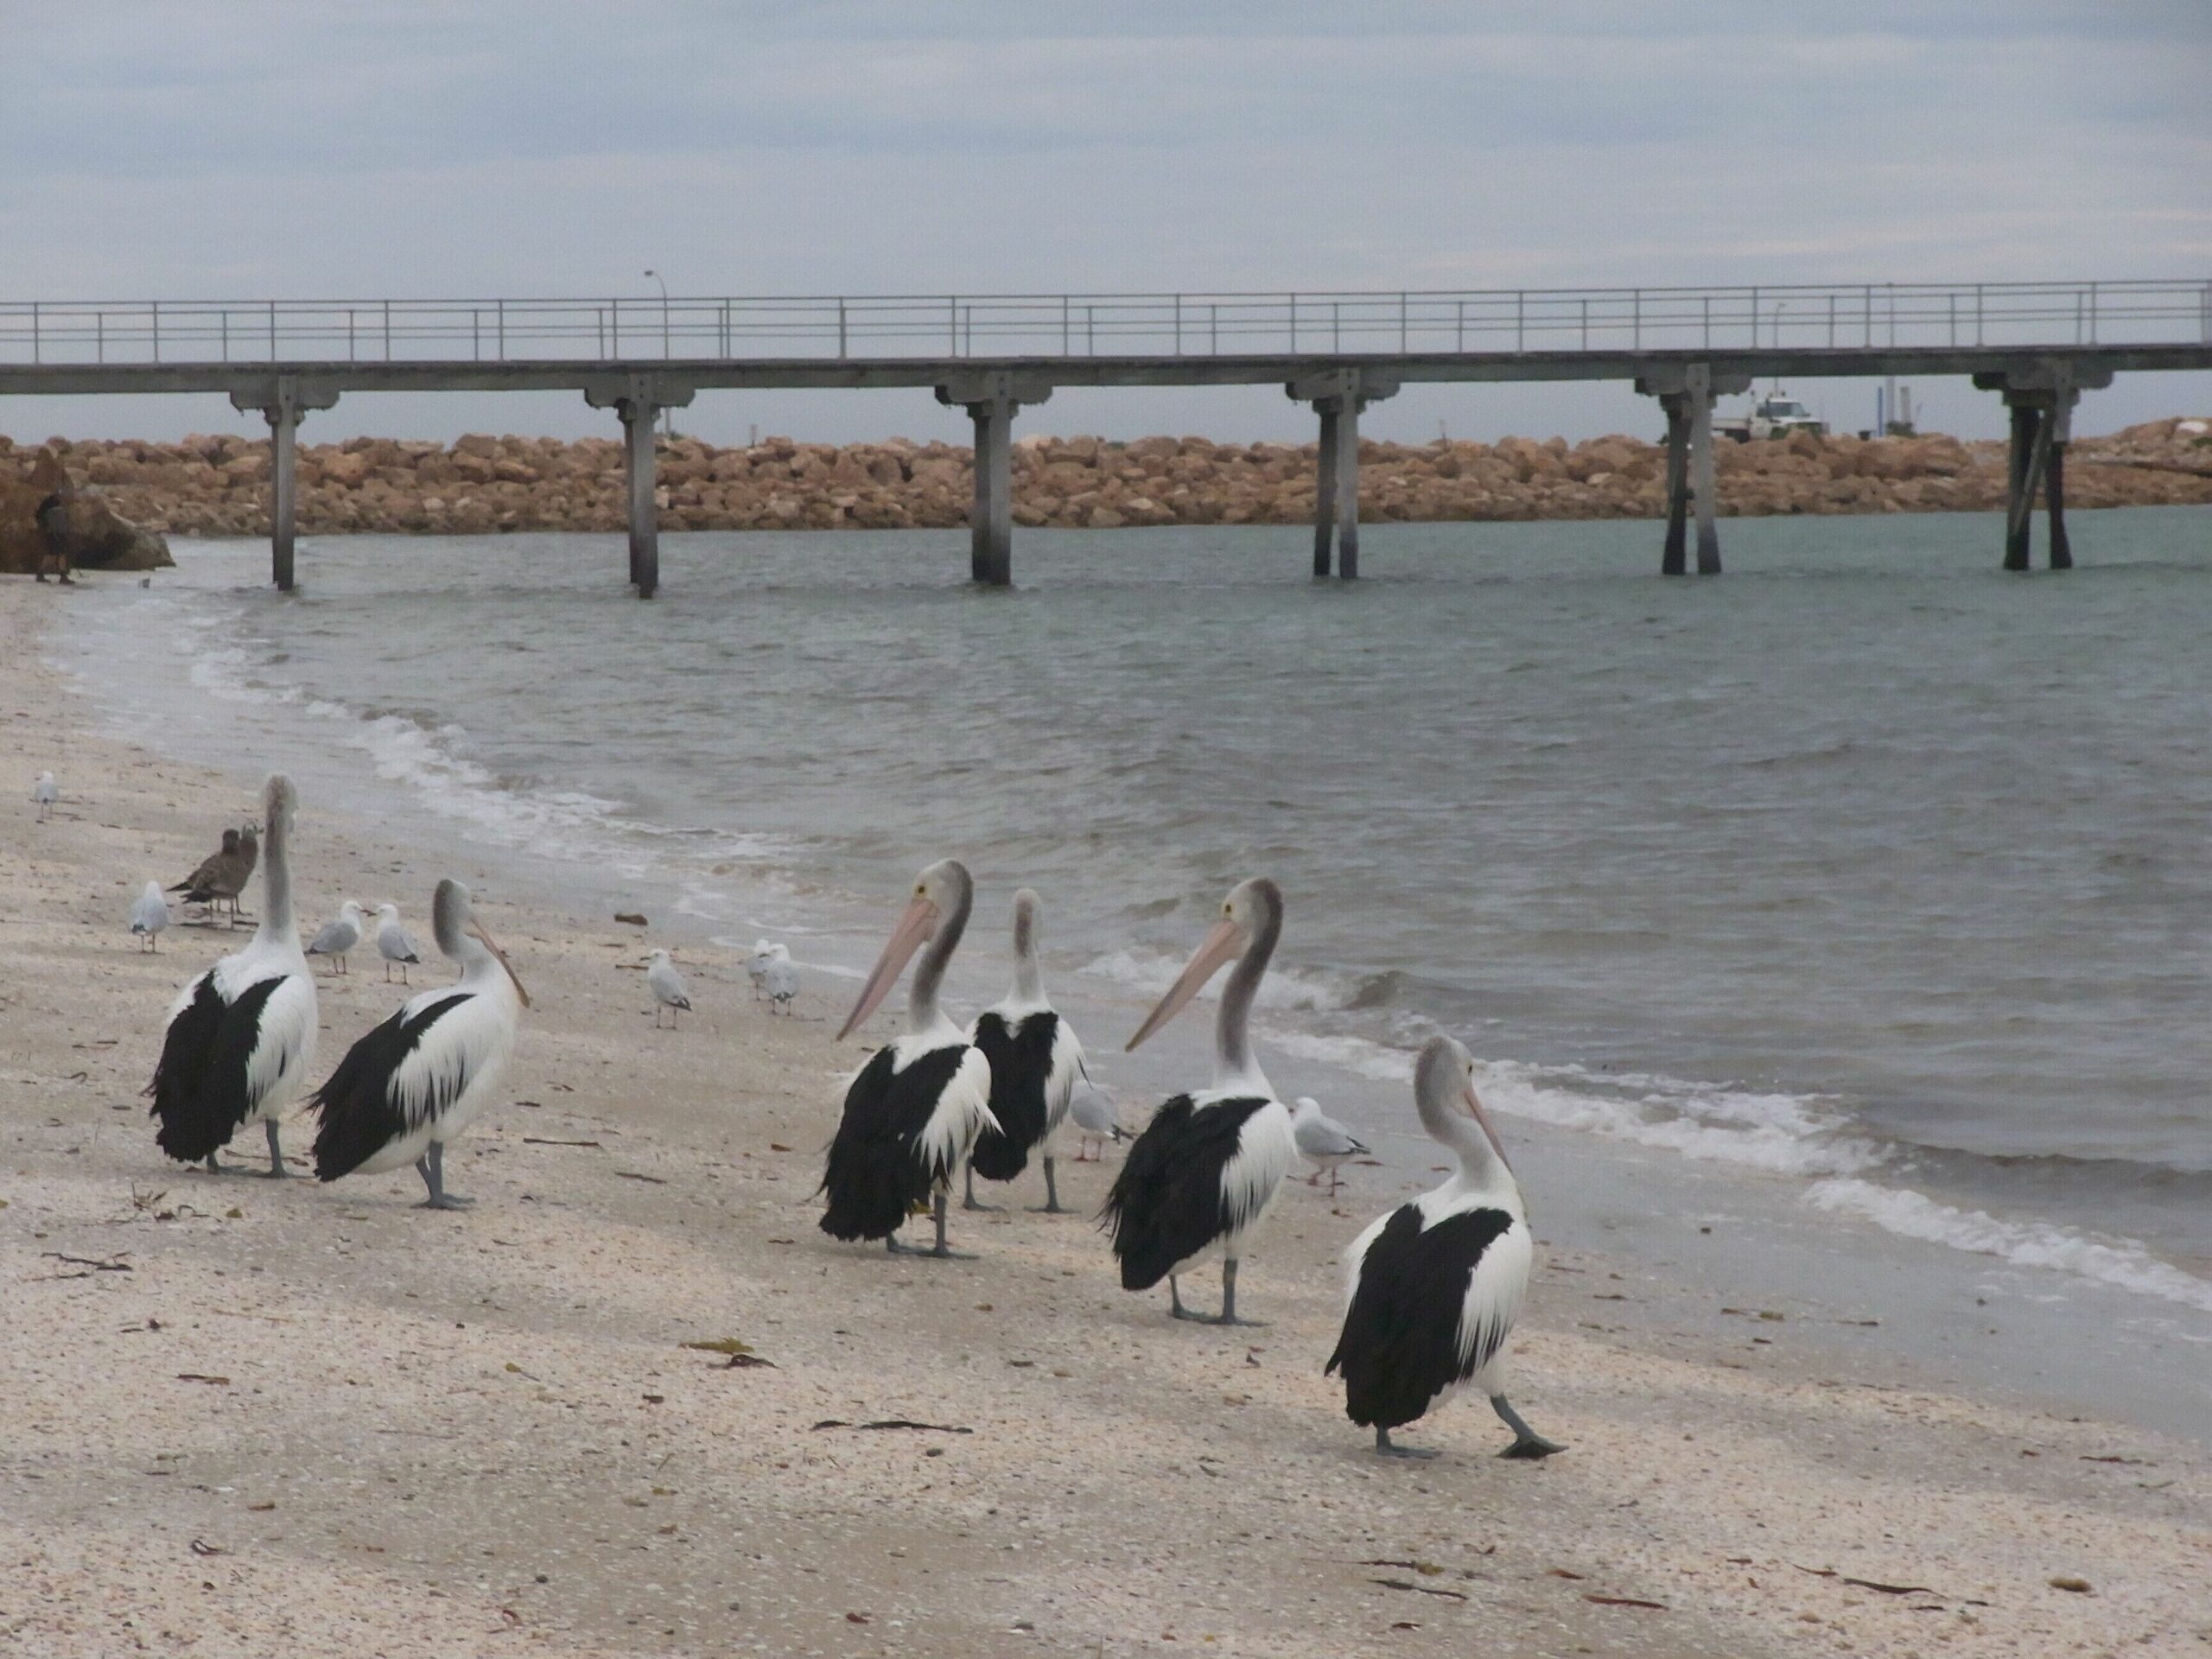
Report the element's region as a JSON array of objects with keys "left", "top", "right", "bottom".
[
  {"left": 1491, "top": 1395, "right": 1565, "bottom": 1459},
  {"left": 1374, "top": 1427, "right": 1440, "bottom": 1460}
]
